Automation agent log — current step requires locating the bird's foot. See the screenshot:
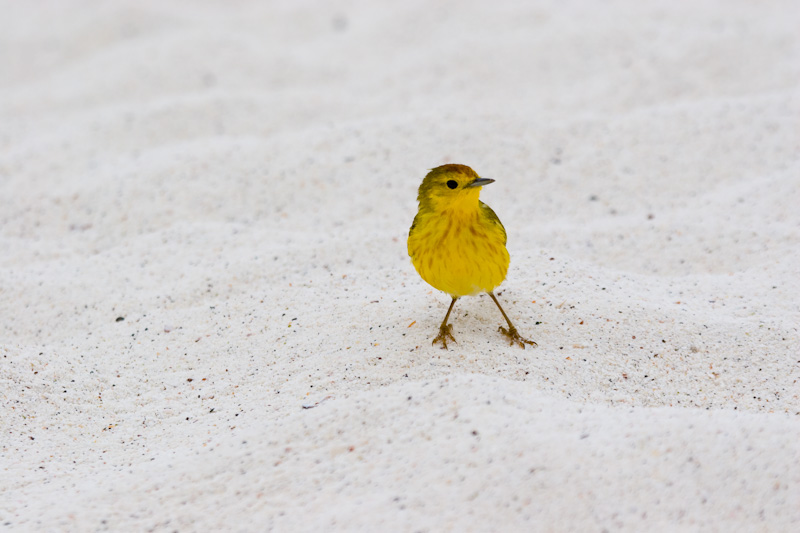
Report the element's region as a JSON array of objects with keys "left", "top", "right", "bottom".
[
  {"left": 432, "top": 323, "right": 456, "bottom": 350},
  {"left": 499, "top": 325, "right": 537, "bottom": 349}
]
